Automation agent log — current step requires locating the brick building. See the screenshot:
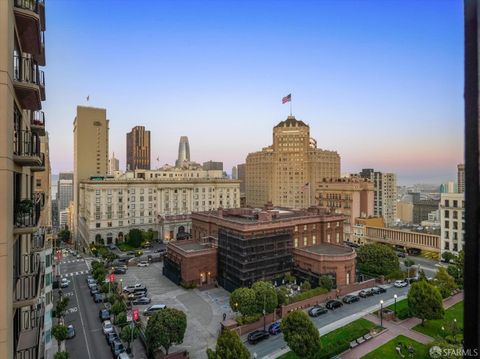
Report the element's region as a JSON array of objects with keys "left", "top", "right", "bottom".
[{"left": 188, "top": 205, "right": 356, "bottom": 291}]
